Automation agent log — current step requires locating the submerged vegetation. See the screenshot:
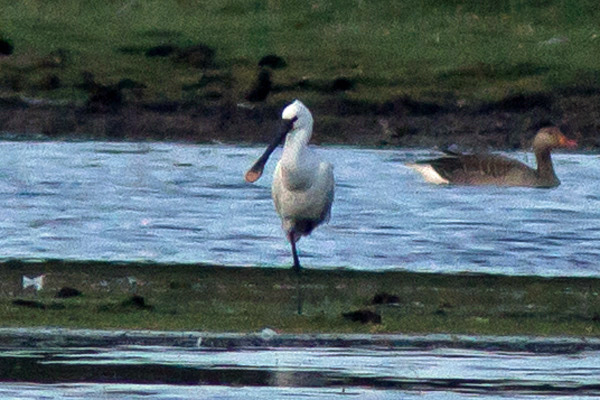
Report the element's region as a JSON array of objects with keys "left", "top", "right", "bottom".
[
  {"left": 1, "top": 0, "right": 599, "bottom": 146},
  {"left": 2, "top": 260, "right": 600, "bottom": 336}
]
